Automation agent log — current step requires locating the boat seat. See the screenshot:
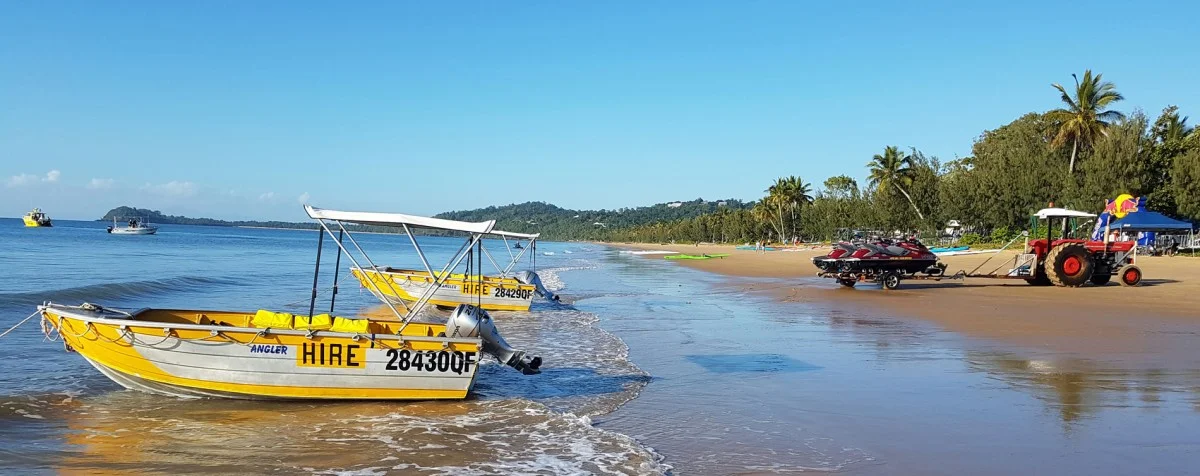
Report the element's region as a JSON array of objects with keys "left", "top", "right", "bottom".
[
  {"left": 862, "top": 243, "right": 888, "bottom": 255},
  {"left": 883, "top": 246, "right": 910, "bottom": 256}
]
